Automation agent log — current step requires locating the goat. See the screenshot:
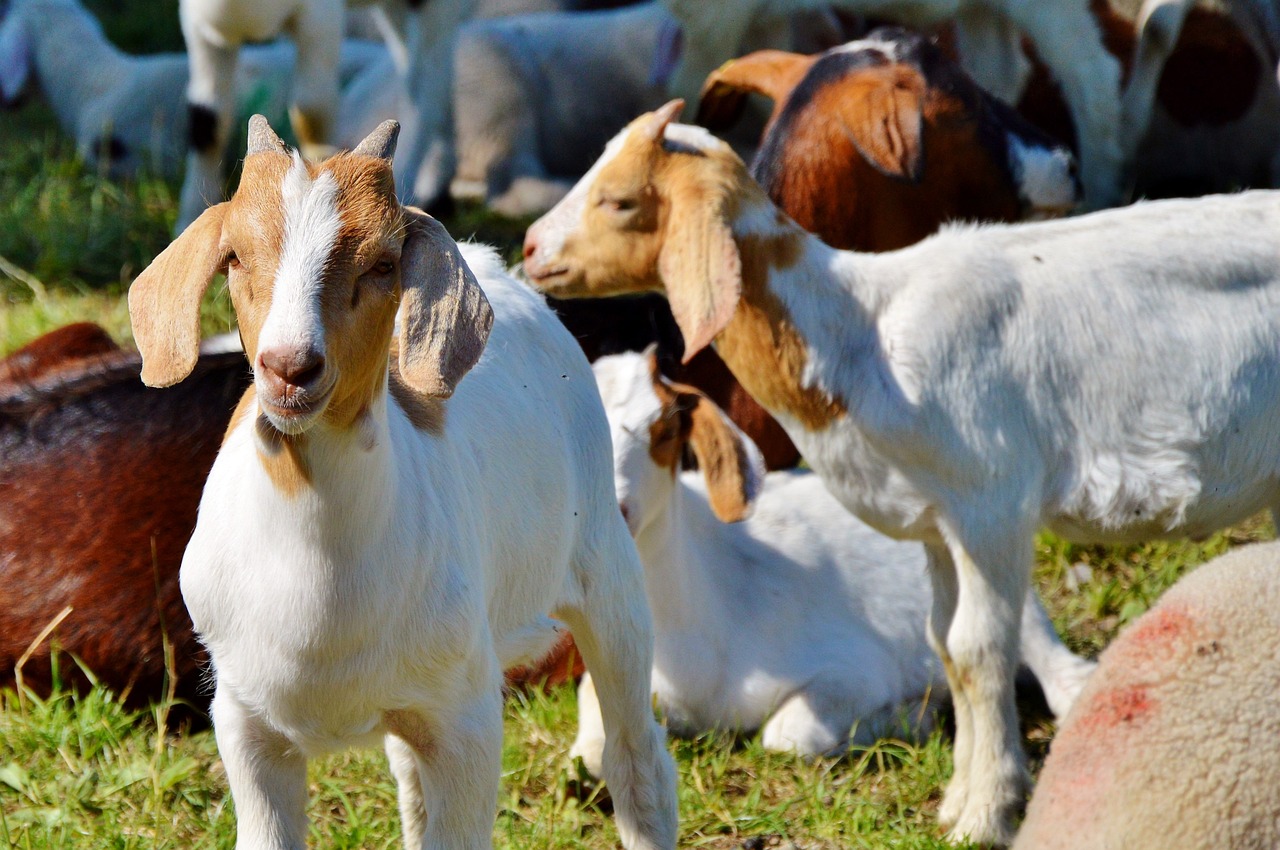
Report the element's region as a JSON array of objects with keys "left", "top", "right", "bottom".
[
  {"left": 0, "top": 324, "right": 248, "bottom": 714},
  {"left": 697, "top": 28, "right": 1080, "bottom": 250},
  {"left": 128, "top": 115, "right": 676, "bottom": 849},
  {"left": 1015, "top": 540, "right": 1280, "bottom": 850},
  {"left": 657, "top": 0, "right": 1124, "bottom": 210},
  {"left": 176, "top": 0, "right": 475, "bottom": 231},
  {"left": 571, "top": 350, "right": 1094, "bottom": 768},
  {"left": 522, "top": 101, "right": 1280, "bottom": 845},
  {"left": 1012, "top": 0, "right": 1280, "bottom": 198},
  {"left": 0, "top": 0, "right": 382, "bottom": 178}
]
